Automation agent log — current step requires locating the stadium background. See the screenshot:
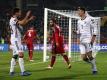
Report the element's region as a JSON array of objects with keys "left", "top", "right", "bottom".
[
  {"left": 0, "top": 0, "right": 107, "bottom": 51},
  {"left": 0, "top": 0, "right": 107, "bottom": 80}
]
